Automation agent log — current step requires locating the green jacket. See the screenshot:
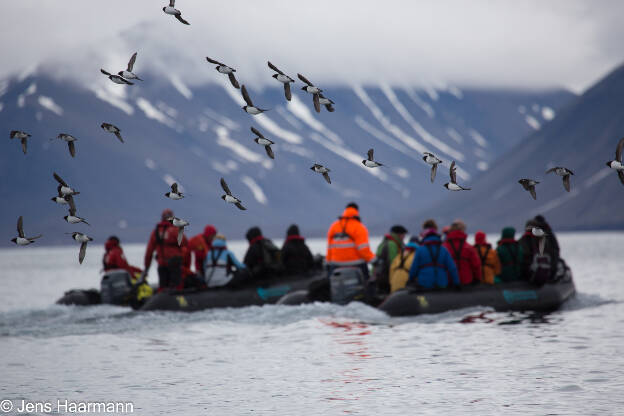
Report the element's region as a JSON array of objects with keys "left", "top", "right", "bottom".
[
  {"left": 496, "top": 241, "right": 523, "bottom": 282},
  {"left": 372, "top": 233, "right": 404, "bottom": 290}
]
